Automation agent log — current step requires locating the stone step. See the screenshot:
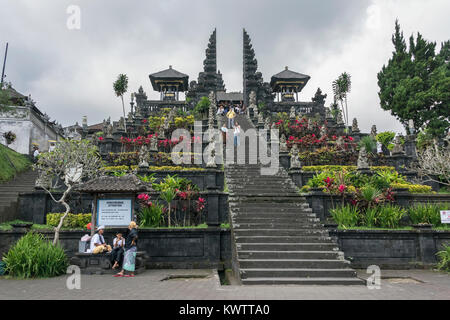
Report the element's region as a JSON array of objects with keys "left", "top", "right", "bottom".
[
  {"left": 234, "top": 229, "right": 328, "bottom": 236},
  {"left": 235, "top": 236, "right": 333, "bottom": 243},
  {"left": 231, "top": 213, "right": 316, "bottom": 220},
  {"left": 240, "top": 268, "right": 358, "bottom": 279},
  {"left": 233, "top": 223, "right": 324, "bottom": 229},
  {"left": 238, "top": 259, "right": 351, "bottom": 269},
  {"left": 241, "top": 277, "right": 364, "bottom": 285},
  {"left": 238, "top": 243, "right": 338, "bottom": 251},
  {"left": 238, "top": 250, "right": 341, "bottom": 260},
  {"left": 232, "top": 217, "right": 320, "bottom": 224},
  {"left": 231, "top": 204, "right": 310, "bottom": 210}
]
